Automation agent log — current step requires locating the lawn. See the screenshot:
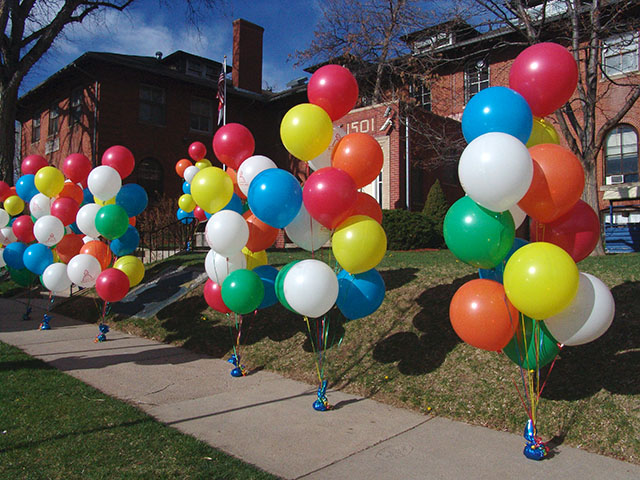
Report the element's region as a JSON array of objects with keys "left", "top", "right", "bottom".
[
  {"left": 51, "top": 248, "right": 640, "bottom": 464},
  {"left": 0, "top": 341, "right": 278, "bottom": 480}
]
